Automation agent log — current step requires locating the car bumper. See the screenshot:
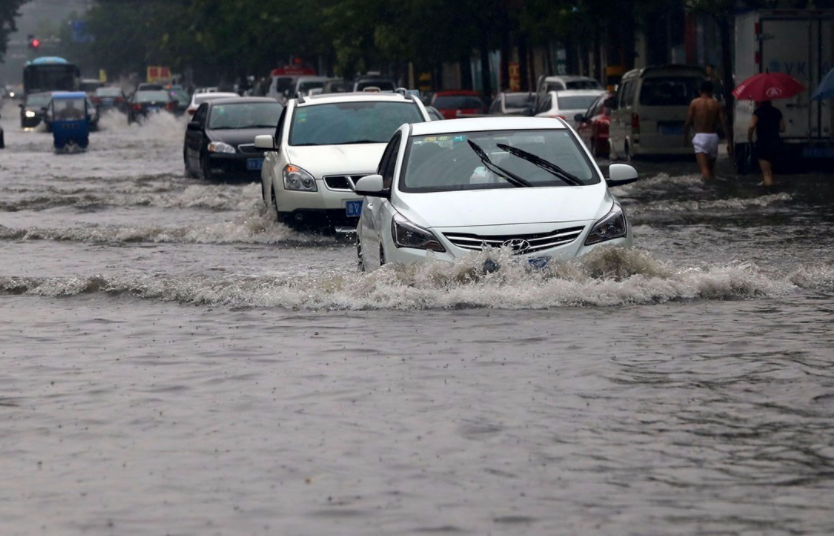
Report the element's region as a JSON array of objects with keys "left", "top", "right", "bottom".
[
  {"left": 383, "top": 221, "right": 633, "bottom": 266},
  {"left": 206, "top": 153, "right": 265, "bottom": 180},
  {"left": 631, "top": 135, "right": 693, "bottom": 156},
  {"left": 275, "top": 179, "right": 364, "bottom": 213},
  {"left": 21, "top": 116, "right": 42, "bottom": 128}
]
